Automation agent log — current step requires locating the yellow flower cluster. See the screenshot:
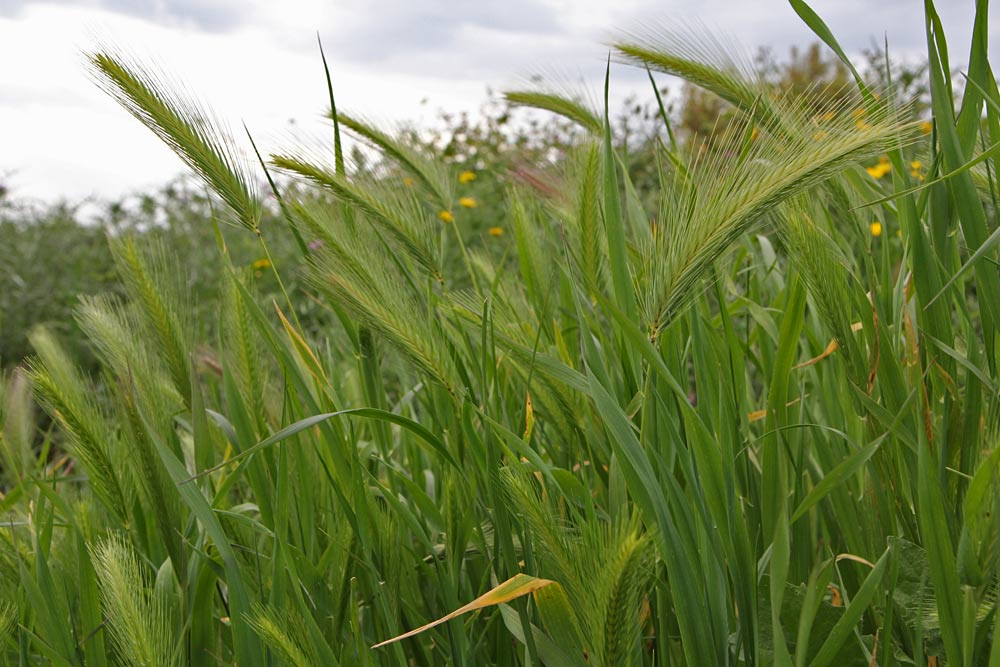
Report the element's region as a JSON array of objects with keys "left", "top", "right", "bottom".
[
  {"left": 435, "top": 170, "right": 499, "bottom": 239},
  {"left": 870, "top": 221, "right": 882, "bottom": 237},
  {"left": 866, "top": 156, "right": 891, "bottom": 179},
  {"left": 910, "top": 160, "right": 924, "bottom": 180},
  {"left": 252, "top": 258, "right": 271, "bottom": 270}
]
